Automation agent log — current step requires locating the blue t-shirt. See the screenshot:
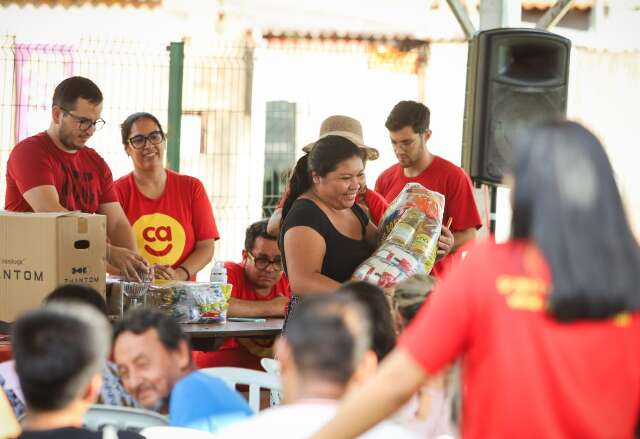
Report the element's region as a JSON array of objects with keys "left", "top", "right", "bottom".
[{"left": 168, "top": 371, "right": 252, "bottom": 432}]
